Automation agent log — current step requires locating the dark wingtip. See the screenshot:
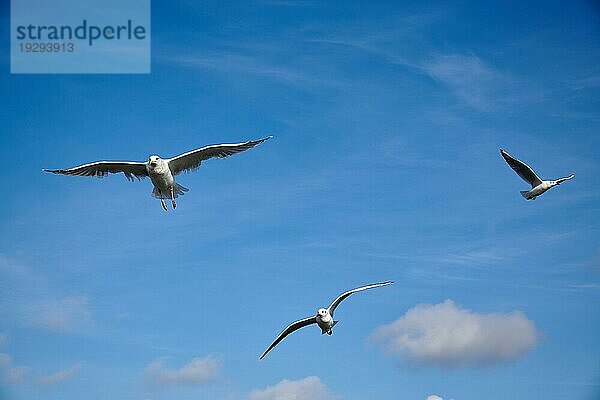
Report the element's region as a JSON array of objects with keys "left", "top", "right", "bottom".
[{"left": 252, "top": 136, "right": 273, "bottom": 145}]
